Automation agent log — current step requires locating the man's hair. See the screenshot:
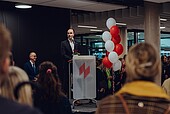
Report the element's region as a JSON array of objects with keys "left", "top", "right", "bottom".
[
  {"left": 0, "top": 23, "right": 12, "bottom": 74},
  {"left": 68, "top": 28, "right": 75, "bottom": 34}
]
